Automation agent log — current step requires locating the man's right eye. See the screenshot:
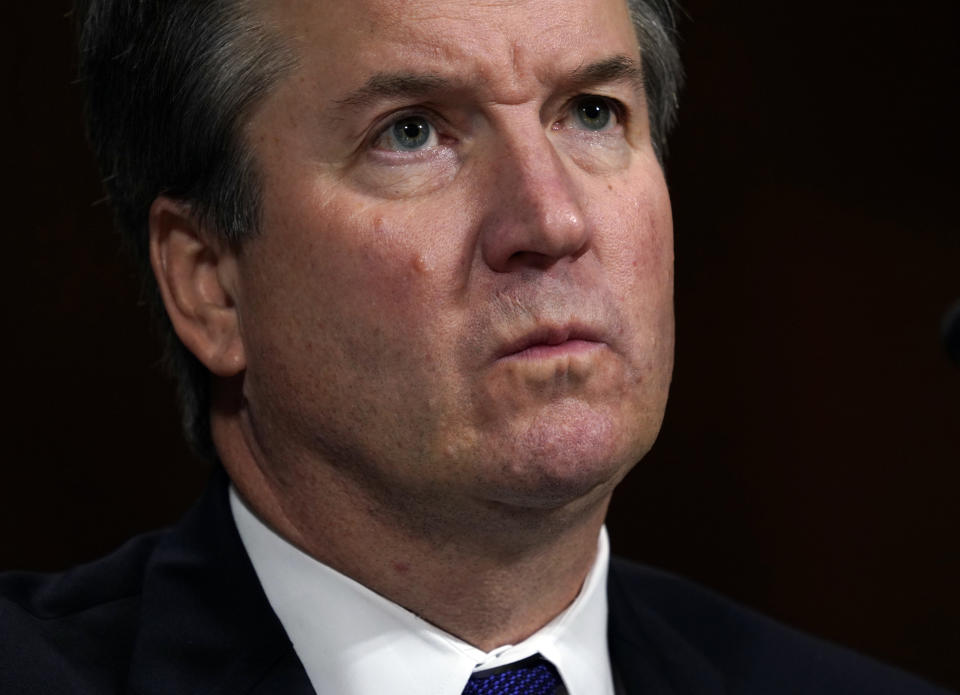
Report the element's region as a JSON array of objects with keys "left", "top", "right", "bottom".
[{"left": 375, "top": 115, "right": 438, "bottom": 152}]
